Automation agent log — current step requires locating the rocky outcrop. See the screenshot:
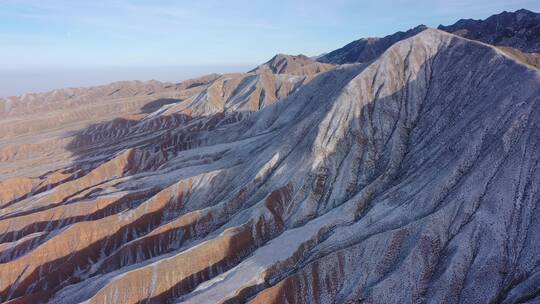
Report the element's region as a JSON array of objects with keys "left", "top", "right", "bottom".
[{"left": 1, "top": 26, "right": 540, "bottom": 304}]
